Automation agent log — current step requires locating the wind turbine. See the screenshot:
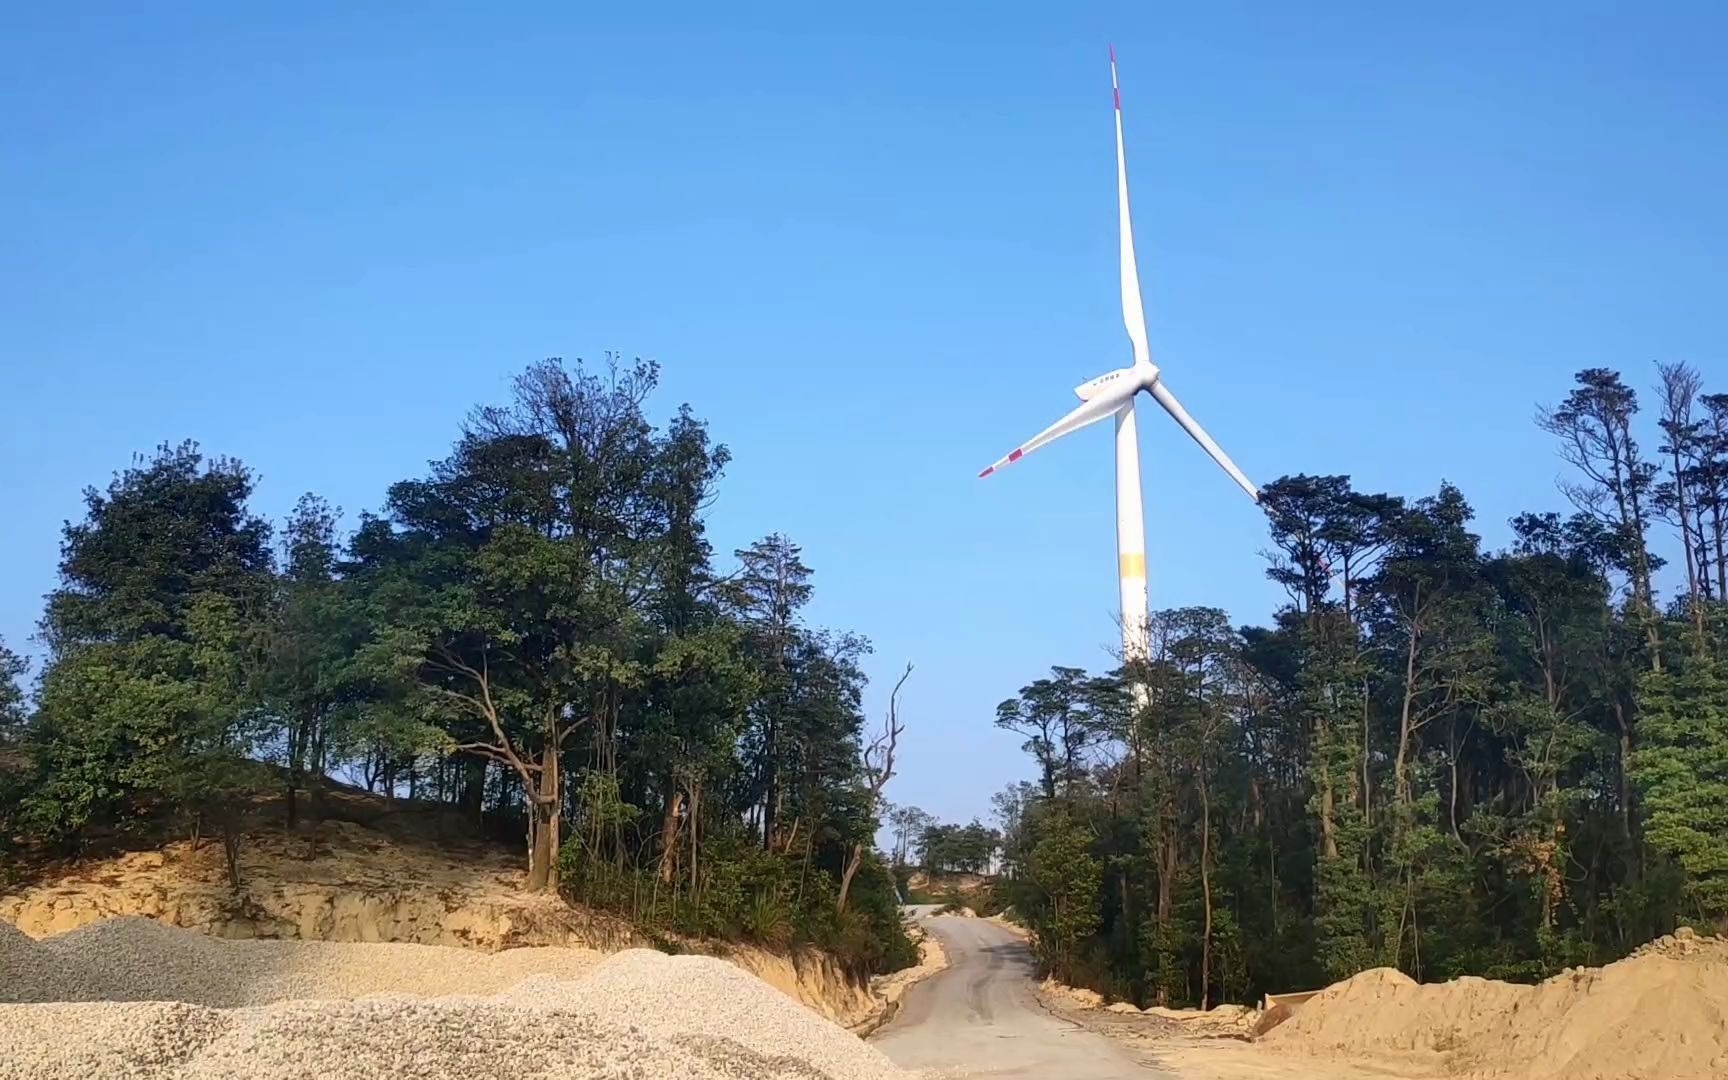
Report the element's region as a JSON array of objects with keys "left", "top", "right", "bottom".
[{"left": 978, "top": 48, "right": 1261, "bottom": 675}]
